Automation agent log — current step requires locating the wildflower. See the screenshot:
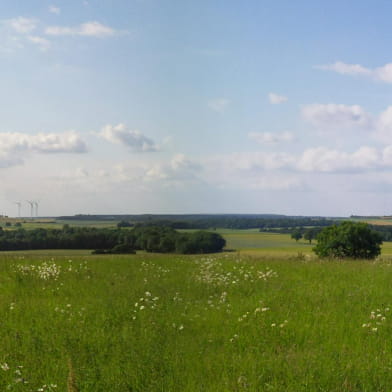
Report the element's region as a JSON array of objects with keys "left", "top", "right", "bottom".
[{"left": 1, "top": 363, "right": 9, "bottom": 371}]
